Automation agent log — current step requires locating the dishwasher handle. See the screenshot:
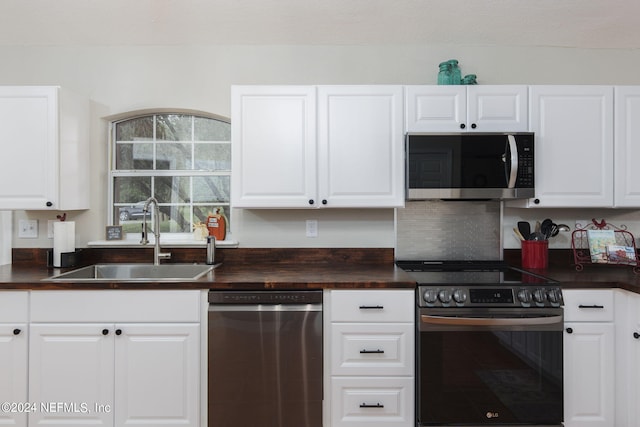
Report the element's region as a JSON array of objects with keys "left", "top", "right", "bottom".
[{"left": 209, "top": 303, "right": 322, "bottom": 312}]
